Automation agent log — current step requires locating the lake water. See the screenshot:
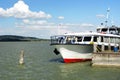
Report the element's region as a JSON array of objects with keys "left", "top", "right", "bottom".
[{"left": 0, "top": 41, "right": 120, "bottom": 80}]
